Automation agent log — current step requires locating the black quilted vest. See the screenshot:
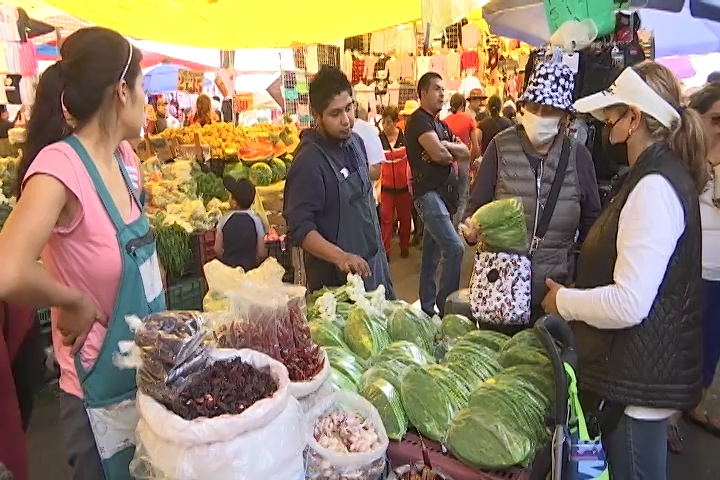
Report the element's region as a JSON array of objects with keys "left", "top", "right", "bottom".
[{"left": 571, "top": 143, "right": 703, "bottom": 410}]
